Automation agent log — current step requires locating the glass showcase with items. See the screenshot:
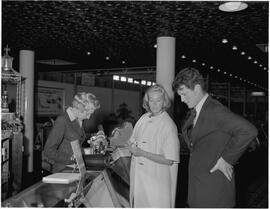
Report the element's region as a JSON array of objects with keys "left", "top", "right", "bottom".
[{"left": 1, "top": 46, "right": 24, "bottom": 199}]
